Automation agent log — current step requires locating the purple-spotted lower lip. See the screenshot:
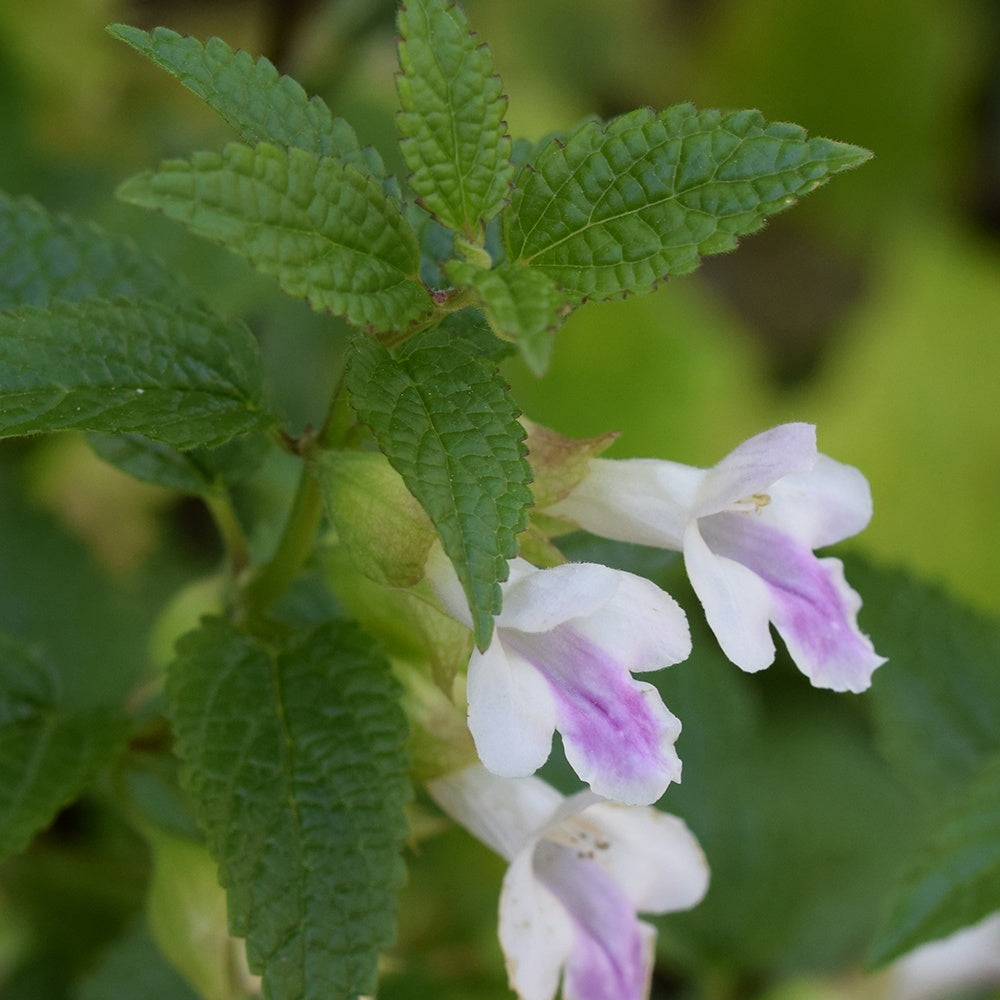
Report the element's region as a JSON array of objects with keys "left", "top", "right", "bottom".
[
  {"left": 533, "top": 838, "right": 648, "bottom": 1000},
  {"left": 503, "top": 622, "right": 681, "bottom": 804},
  {"left": 700, "top": 512, "right": 884, "bottom": 690}
]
